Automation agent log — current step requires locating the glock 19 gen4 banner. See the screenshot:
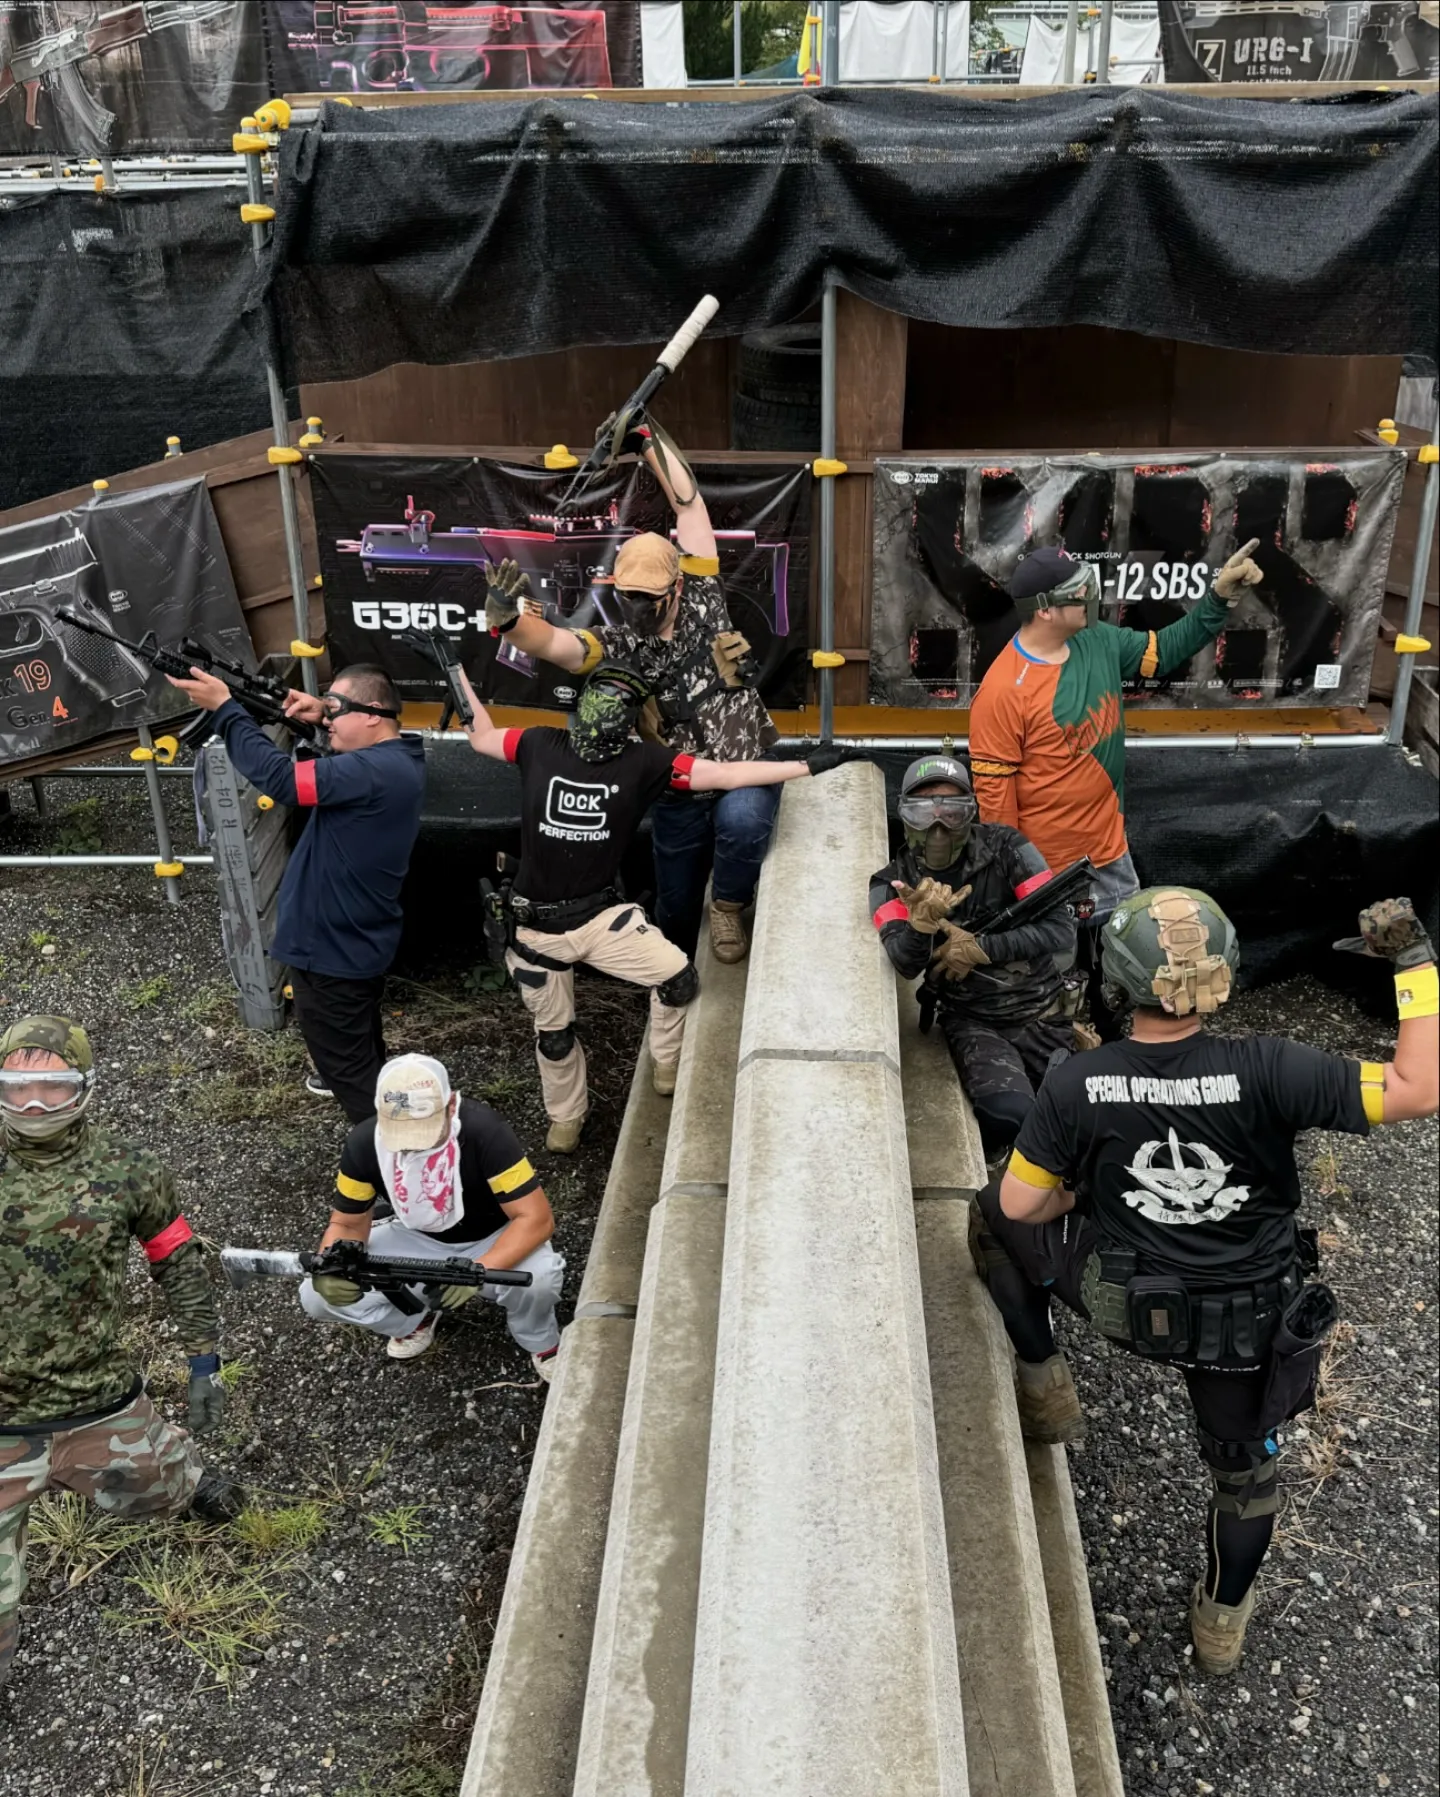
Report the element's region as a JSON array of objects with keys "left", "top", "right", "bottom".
[
  {"left": 869, "top": 451, "right": 1404, "bottom": 711},
  {"left": 1159, "top": 2, "right": 1439, "bottom": 83},
  {"left": 0, "top": 476, "right": 251, "bottom": 767},
  {"left": 308, "top": 453, "right": 811, "bottom": 716}
]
